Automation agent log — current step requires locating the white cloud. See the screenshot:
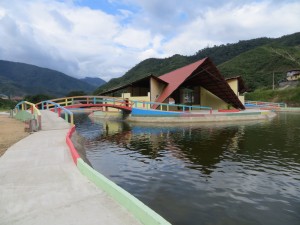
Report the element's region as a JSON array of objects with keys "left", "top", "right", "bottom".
[
  {"left": 0, "top": 0, "right": 300, "bottom": 82},
  {"left": 114, "top": 28, "right": 151, "bottom": 49},
  {"left": 162, "top": 1, "right": 300, "bottom": 56}
]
